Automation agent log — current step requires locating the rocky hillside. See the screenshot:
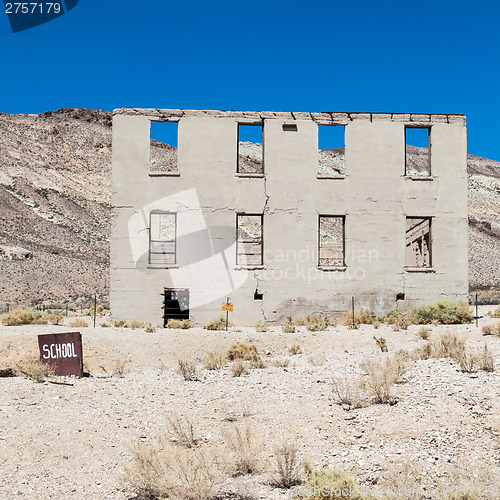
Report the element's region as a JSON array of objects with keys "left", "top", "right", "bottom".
[{"left": 0, "top": 109, "right": 498, "bottom": 307}]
